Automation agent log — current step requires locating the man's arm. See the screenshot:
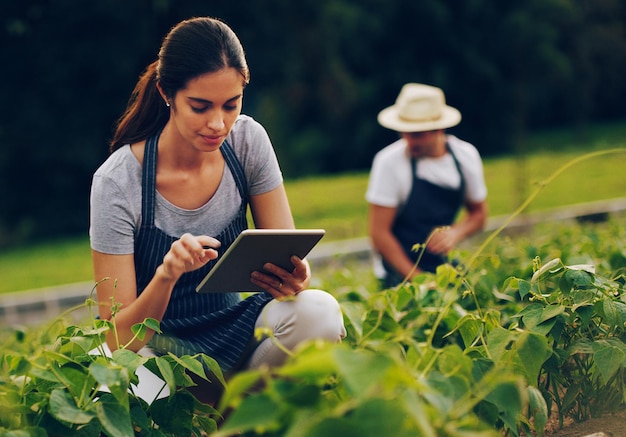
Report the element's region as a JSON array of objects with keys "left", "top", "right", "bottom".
[
  {"left": 427, "top": 199, "right": 488, "bottom": 255},
  {"left": 368, "top": 203, "right": 423, "bottom": 280}
]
